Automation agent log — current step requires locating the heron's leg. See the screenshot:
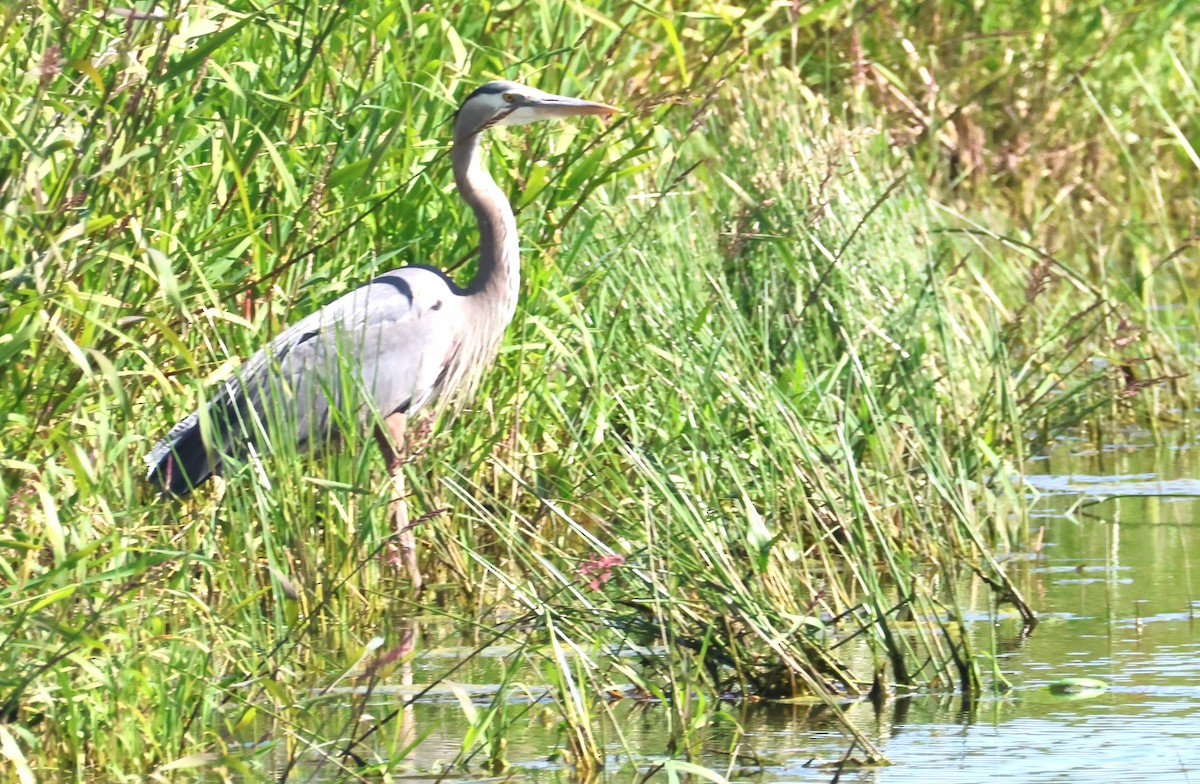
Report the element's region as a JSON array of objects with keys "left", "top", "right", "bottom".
[{"left": 374, "top": 412, "right": 423, "bottom": 592}]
